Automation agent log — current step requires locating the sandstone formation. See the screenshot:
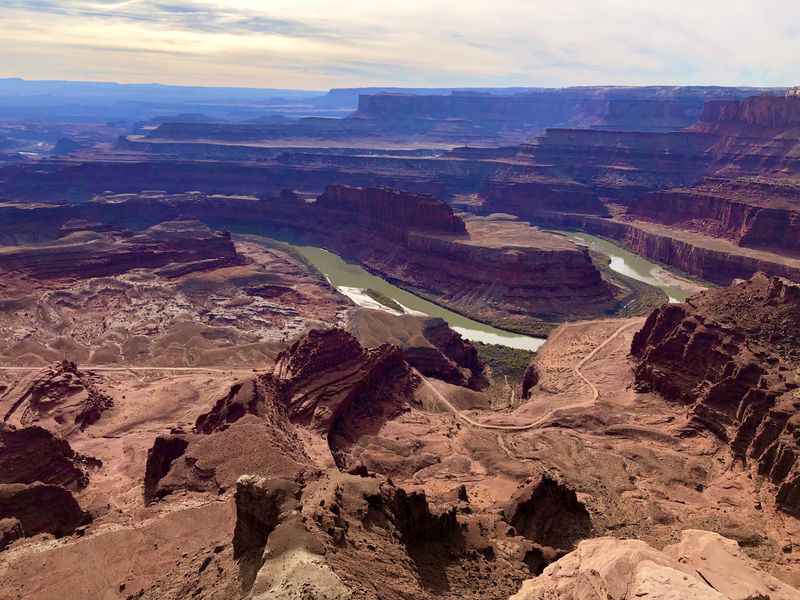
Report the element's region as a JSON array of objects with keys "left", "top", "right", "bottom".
[
  {"left": 234, "top": 469, "right": 528, "bottom": 600},
  {"left": 413, "top": 317, "right": 489, "bottom": 389},
  {"left": 0, "top": 483, "right": 88, "bottom": 541},
  {"left": 629, "top": 180, "right": 800, "bottom": 252},
  {"left": 0, "top": 423, "right": 94, "bottom": 548},
  {"left": 348, "top": 310, "right": 489, "bottom": 389},
  {"left": 632, "top": 274, "right": 800, "bottom": 515},
  {"left": 0, "top": 229, "right": 347, "bottom": 368},
  {"left": 483, "top": 179, "right": 607, "bottom": 218},
  {"left": 5, "top": 83, "right": 800, "bottom": 599},
  {"left": 0, "top": 423, "right": 96, "bottom": 489},
  {"left": 502, "top": 475, "right": 592, "bottom": 551},
  {"left": 316, "top": 185, "right": 467, "bottom": 237},
  {"left": 2, "top": 360, "right": 113, "bottom": 434},
  {"left": 270, "top": 329, "right": 415, "bottom": 440},
  {"left": 302, "top": 190, "right": 617, "bottom": 334},
  {"left": 0, "top": 517, "right": 23, "bottom": 550},
  {"left": 531, "top": 210, "right": 800, "bottom": 285},
  {"left": 0, "top": 186, "right": 622, "bottom": 333},
  {"left": 0, "top": 220, "right": 241, "bottom": 280},
  {"left": 144, "top": 328, "right": 417, "bottom": 501},
  {"left": 511, "top": 529, "right": 800, "bottom": 600}
]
